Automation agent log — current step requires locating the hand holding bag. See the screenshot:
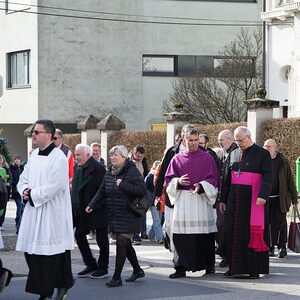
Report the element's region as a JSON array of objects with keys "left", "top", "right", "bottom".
[{"left": 288, "top": 206, "right": 300, "bottom": 253}]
